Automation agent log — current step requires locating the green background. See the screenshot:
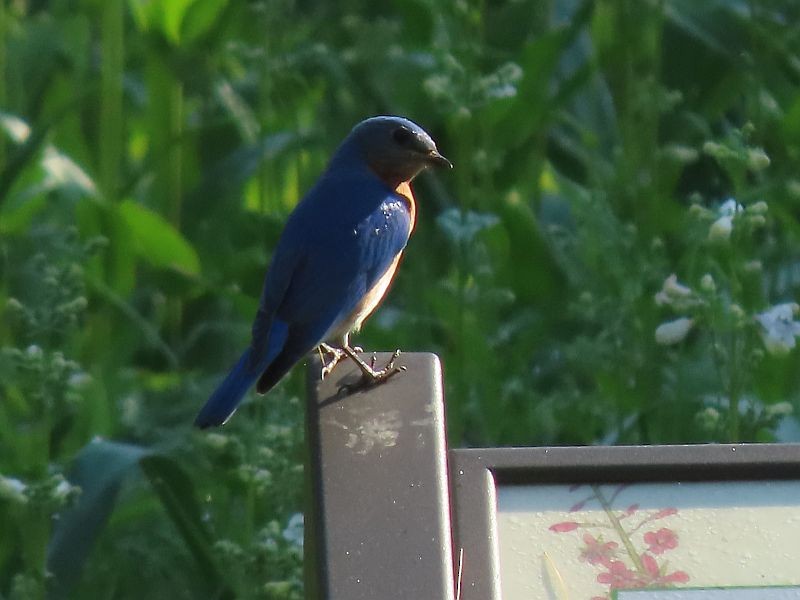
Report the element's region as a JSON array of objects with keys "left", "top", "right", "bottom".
[{"left": 2, "top": 0, "right": 800, "bottom": 597}]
